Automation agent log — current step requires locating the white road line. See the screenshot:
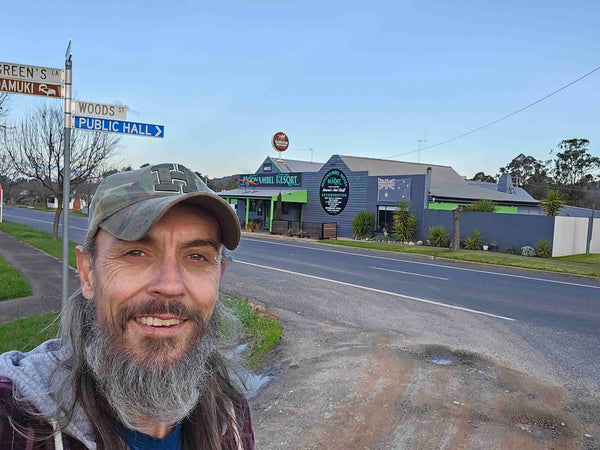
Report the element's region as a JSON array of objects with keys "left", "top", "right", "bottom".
[
  {"left": 370, "top": 266, "right": 449, "bottom": 280},
  {"left": 242, "top": 237, "right": 600, "bottom": 290},
  {"left": 4, "top": 215, "right": 87, "bottom": 231},
  {"left": 235, "top": 260, "right": 516, "bottom": 321}
]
